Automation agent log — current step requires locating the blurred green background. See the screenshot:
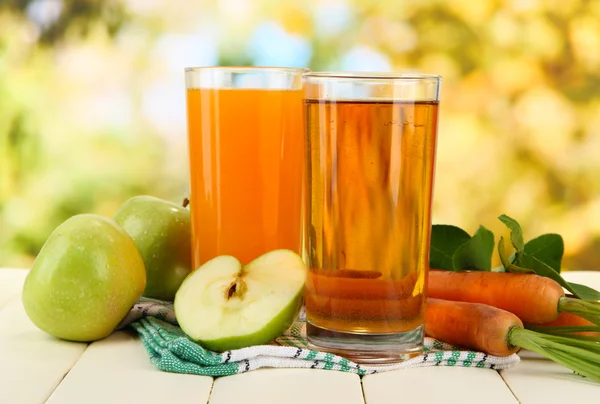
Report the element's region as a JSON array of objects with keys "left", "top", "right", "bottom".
[{"left": 2, "top": 0, "right": 600, "bottom": 270}]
